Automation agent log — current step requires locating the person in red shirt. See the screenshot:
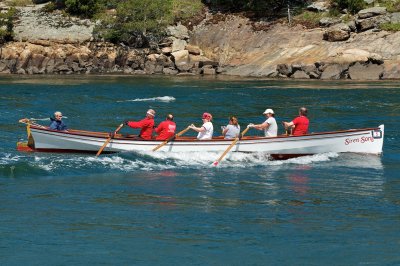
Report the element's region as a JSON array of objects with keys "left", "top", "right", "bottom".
[
  {"left": 283, "top": 107, "right": 309, "bottom": 136},
  {"left": 124, "top": 109, "right": 156, "bottom": 140},
  {"left": 155, "top": 114, "right": 176, "bottom": 140}
]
